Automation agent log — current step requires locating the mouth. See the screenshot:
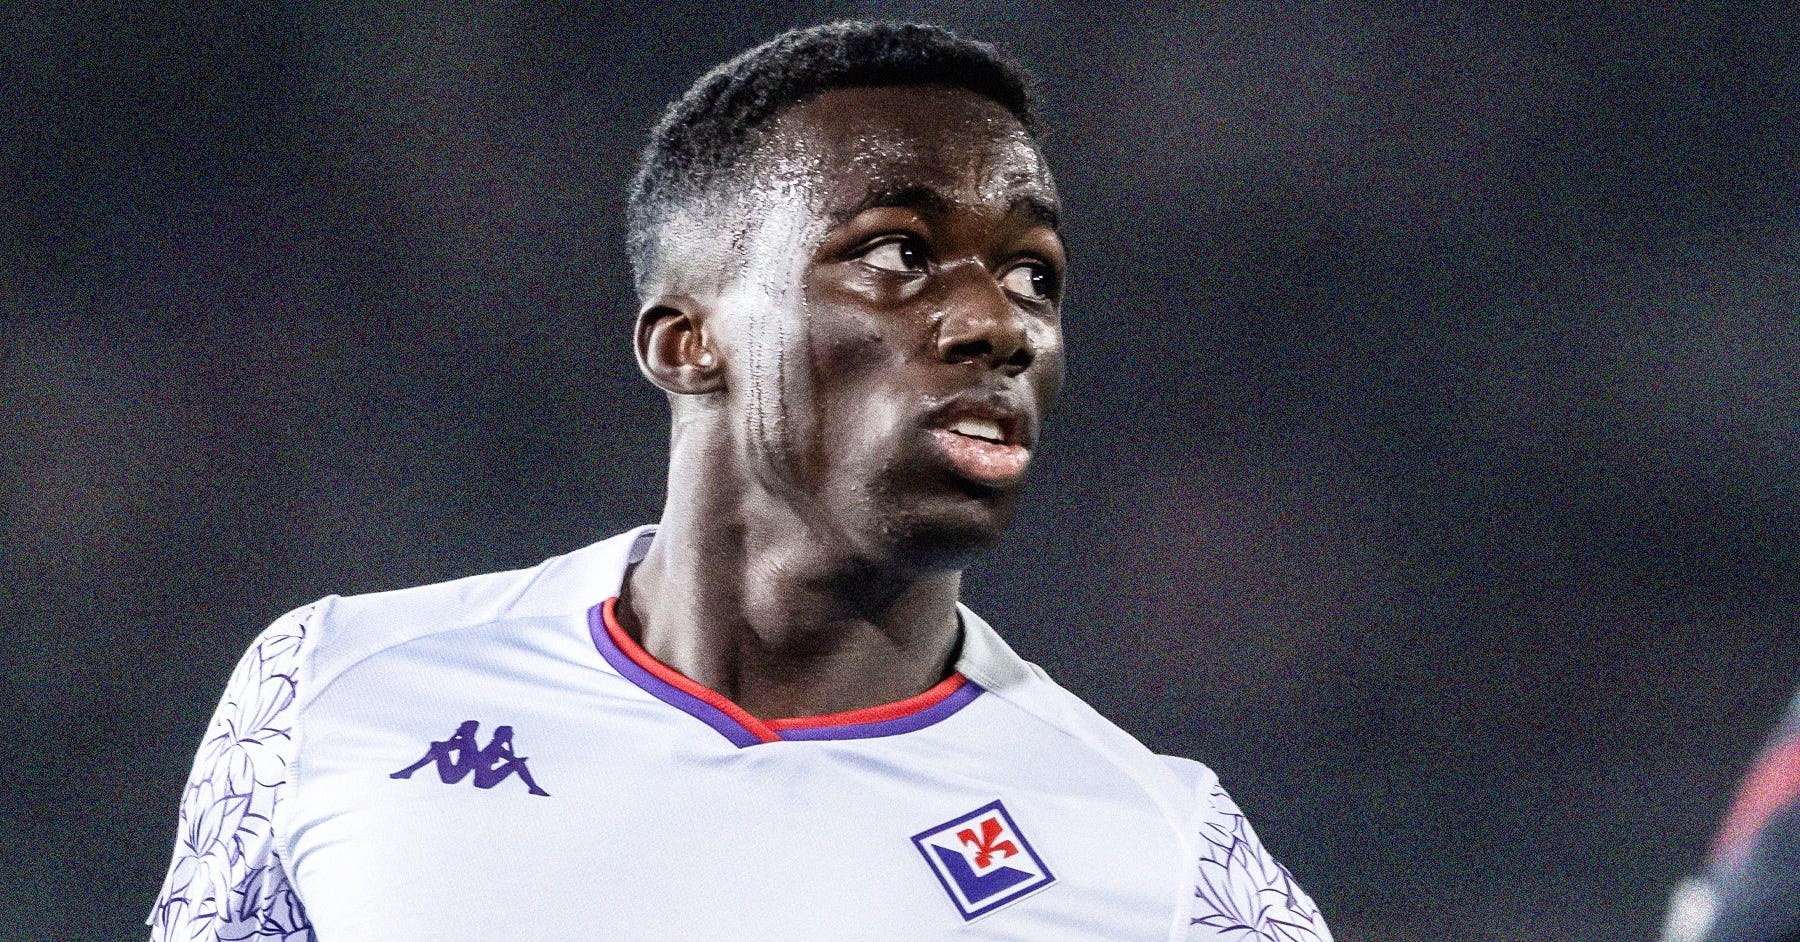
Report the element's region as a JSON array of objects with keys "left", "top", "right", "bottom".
[{"left": 925, "top": 403, "right": 1033, "bottom": 487}]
